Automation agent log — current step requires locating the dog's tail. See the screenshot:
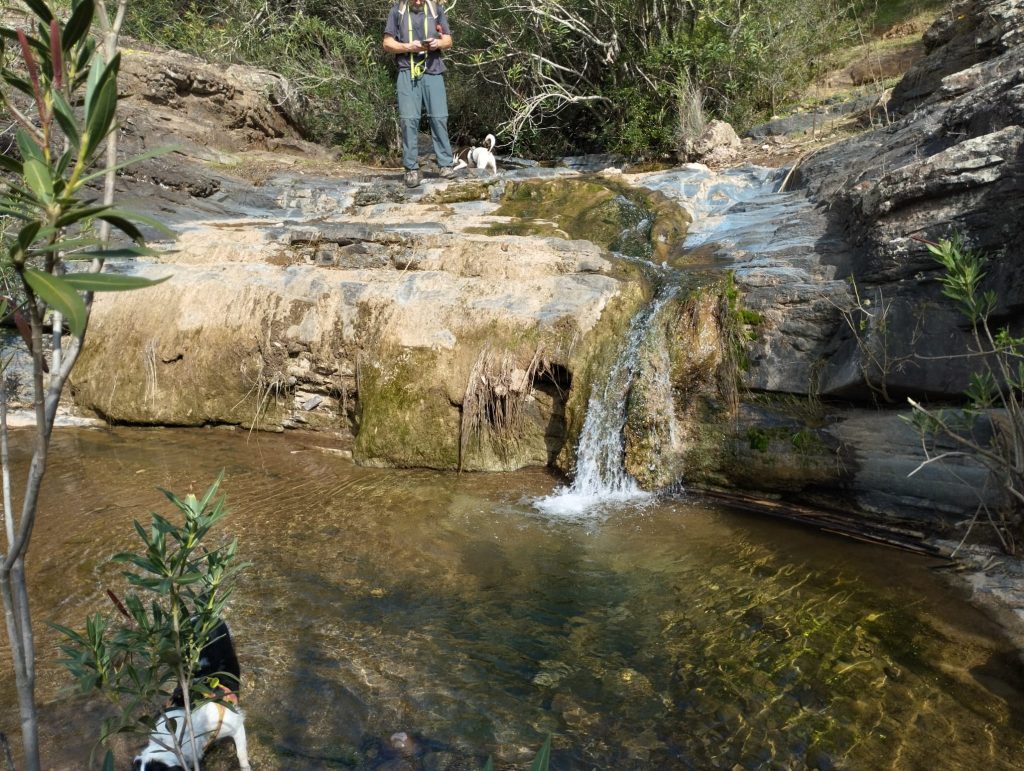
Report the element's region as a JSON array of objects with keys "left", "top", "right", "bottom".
[{"left": 484, "top": 133, "right": 496, "bottom": 152}]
